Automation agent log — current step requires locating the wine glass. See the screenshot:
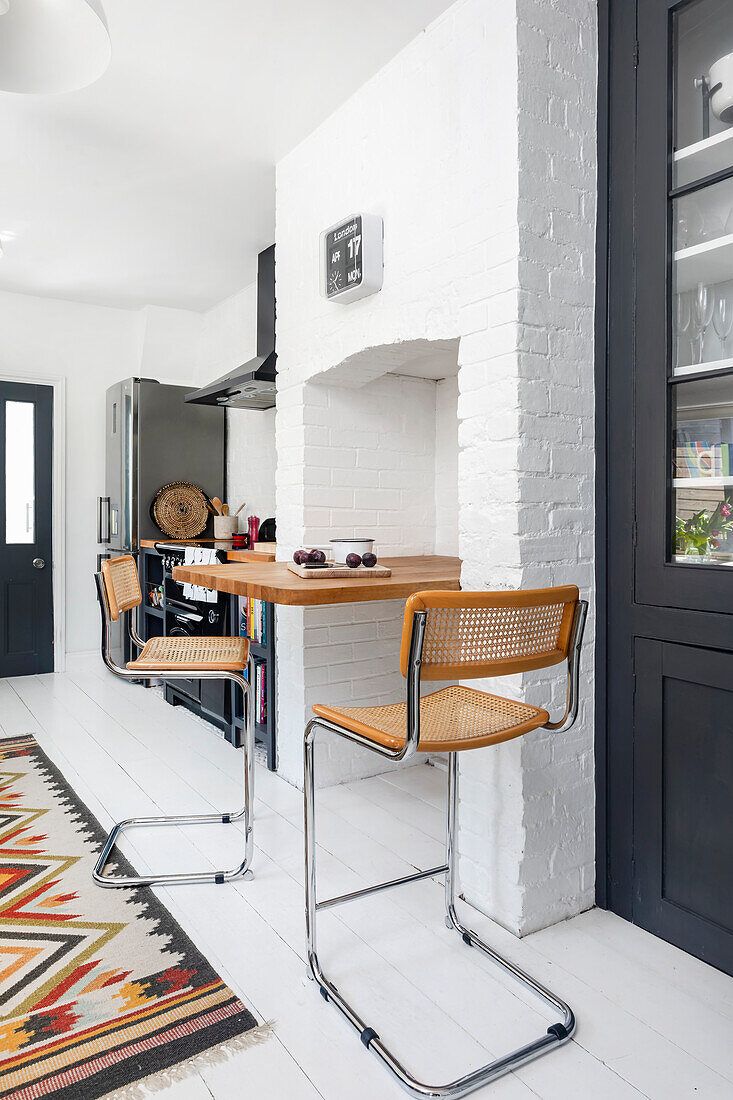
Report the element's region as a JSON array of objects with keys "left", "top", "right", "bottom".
[
  {"left": 675, "top": 291, "right": 691, "bottom": 369},
  {"left": 700, "top": 213, "right": 725, "bottom": 242},
  {"left": 691, "top": 282, "right": 714, "bottom": 364},
  {"left": 713, "top": 291, "right": 733, "bottom": 359}
]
